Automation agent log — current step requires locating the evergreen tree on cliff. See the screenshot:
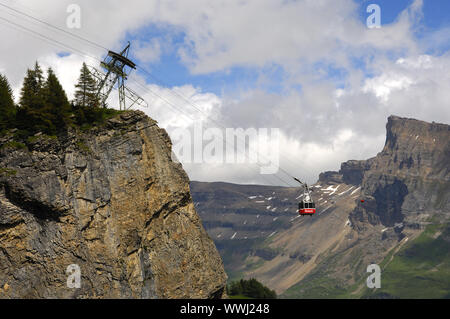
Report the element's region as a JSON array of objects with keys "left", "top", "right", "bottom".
[
  {"left": 42, "top": 68, "right": 72, "bottom": 130},
  {"left": 0, "top": 74, "right": 16, "bottom": 131},
  {"left": 74, "top": 63, "right": 99, "bottom": 109},
  {"left": 16, "top": 62, "right": 52, "bottom": 134},
  {"left": 18, "top": 62, "right": 45, "bottom": 111},
  {"left": 73, "top": 63, "right": 106, "bottom": 125},
  {"left": 16, "top": 62, "right": 71, "bottom": 135}
]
